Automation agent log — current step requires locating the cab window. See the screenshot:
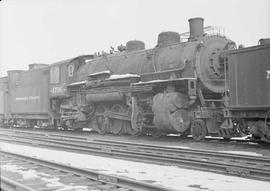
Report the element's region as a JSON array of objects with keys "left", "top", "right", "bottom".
[{"left": 68, "top": 64, "right": 74, "bottom": 77}]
